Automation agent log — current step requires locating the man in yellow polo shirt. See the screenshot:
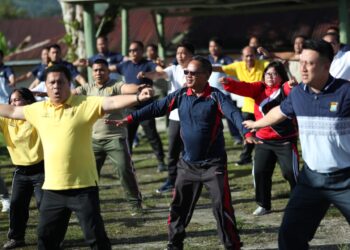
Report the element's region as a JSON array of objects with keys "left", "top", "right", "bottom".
[
  {"left": 0, "top": 65, "right": 153, "bottom": 250},
  {"left": 213, "top": 46, "right": 269, "bottom": 165}
]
